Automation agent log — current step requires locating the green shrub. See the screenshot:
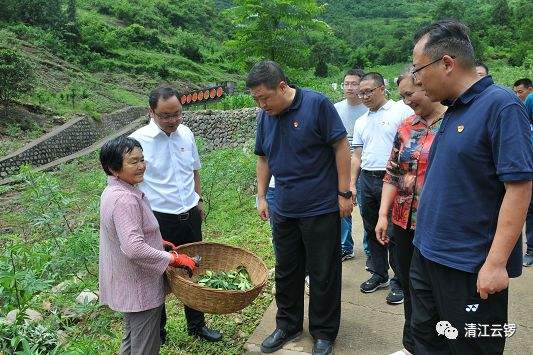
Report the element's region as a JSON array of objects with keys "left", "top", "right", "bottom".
[
  {"left": 120, "top": 23, "right": 161, "bottom": 47},
  {"left": 0, "top": 49, "right": 34, "bottom": 107}
]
